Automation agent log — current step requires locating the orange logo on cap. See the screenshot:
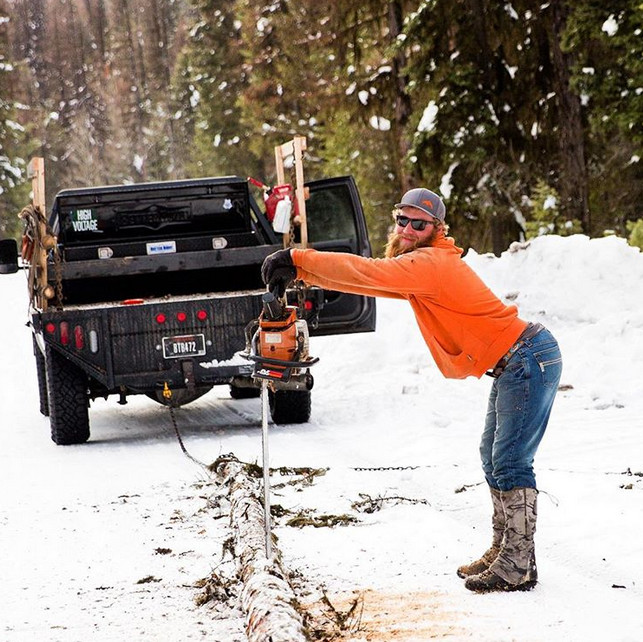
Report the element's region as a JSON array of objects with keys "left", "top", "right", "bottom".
[{"left": 422, "top": 199, "right": 434, "bottom": 210}]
